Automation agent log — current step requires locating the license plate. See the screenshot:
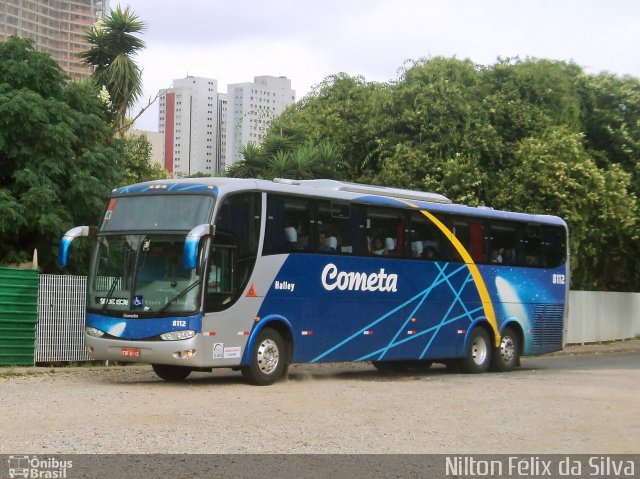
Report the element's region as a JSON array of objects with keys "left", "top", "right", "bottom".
[{"left": 121, "top": 347, "right": 140, "bottom": 358}]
